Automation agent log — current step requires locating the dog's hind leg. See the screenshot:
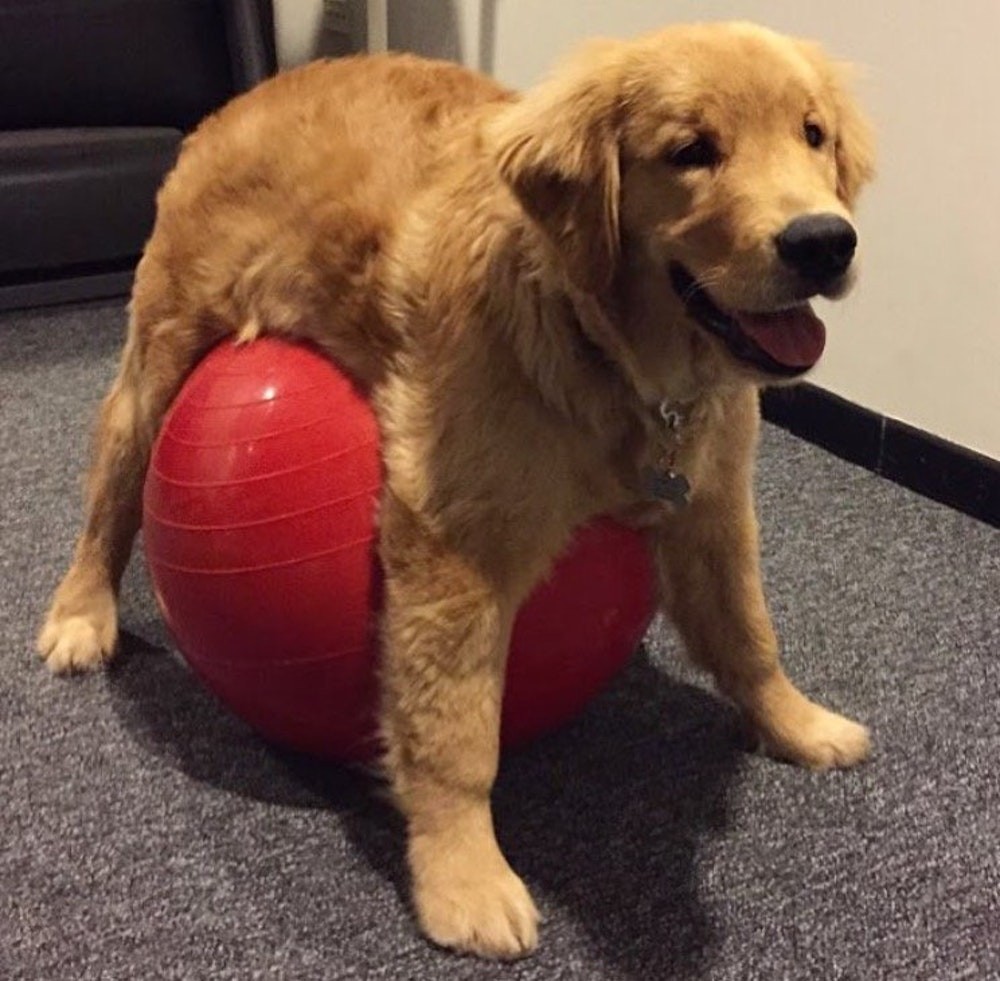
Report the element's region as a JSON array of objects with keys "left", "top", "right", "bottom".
[{"left": 37, "top": 313, "right": 219, "bottom": 673}]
